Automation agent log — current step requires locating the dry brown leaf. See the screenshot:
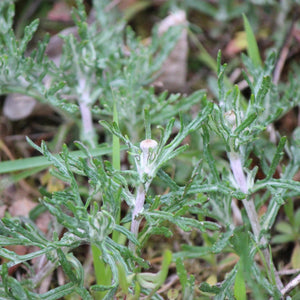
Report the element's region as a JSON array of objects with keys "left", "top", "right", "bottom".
[
  {"left": 36, "top": 211, "right": 52, "bottom": 234},
  {"left": 156, "top": 10, "right": 188, "bottom": 92},
  {"left": 8, "top": 198, "right": 37, "bottom": 217},
  {"left": 224, "top": 31, "right": 247, "bottom": 58},
  {"left": 47, "top": 1, "right": 72, "bottom": 22},
  {"left": 5, "top": 244, "right": 28, "bottom": 275},
  {"left": 3, "top": 94, "right": 37, "bottom": 121},
  {"left": 8, "top": 197, "right": 52, "bottom": 234},
  {"left": 118, "top": 0, "right": 137, "bottom": 10}
]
